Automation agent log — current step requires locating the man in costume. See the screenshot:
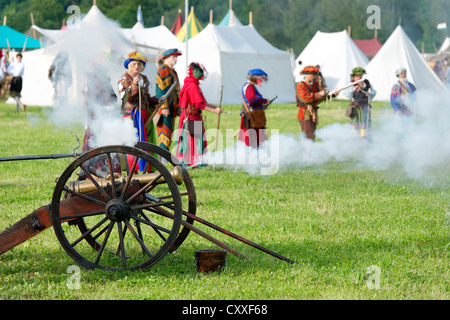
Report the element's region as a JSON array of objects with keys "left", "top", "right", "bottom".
[
  {"left": 238, "top": 68, "right": 269, "bottom": 148},
  {"left": 48, "top": 51, "right": 72, "bottom": 108},
  {"left": 118, "top": 51, "right": 158, "bottom": 171},
  {"left": 296, "top": 66, "right": 328, "bottom": 141},
  {"left": 155, "top": 48, "right": 182, "bottom": 153},
  {"left": 343, "top": 67, "right": 376, "bottom": 138},
  {"left": 174, "top": 62, "right": 221, "bottom": 166},
  {"left": 7, "top": 53, "right": 26, "bottom": 112},
  {"left": 390, "top": 68, "right": 416, "bottom": 116}
]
